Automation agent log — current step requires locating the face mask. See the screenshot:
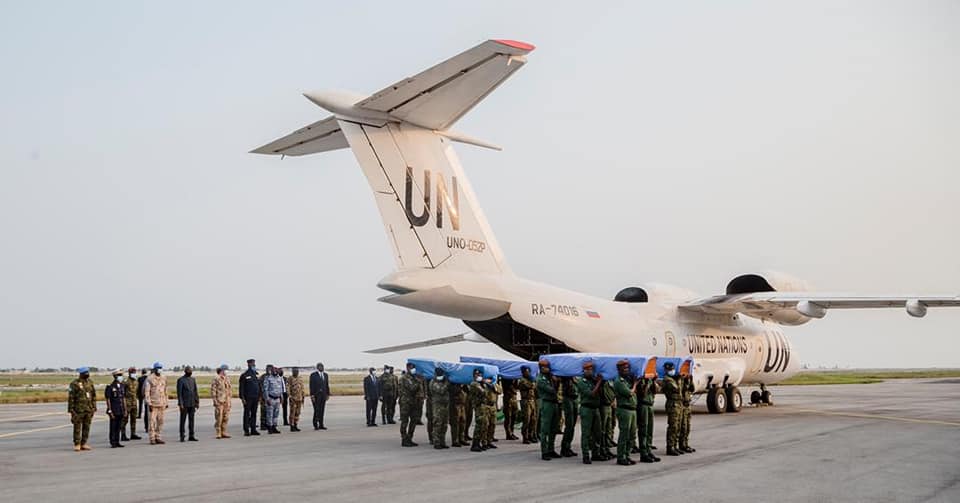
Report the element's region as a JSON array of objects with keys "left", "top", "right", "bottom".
[
  {"left": 115, "top": 375, "right": 123, "bottom": 382},
  {"left": 437, "top": 376, "right": 444, "bottom": 381},
  {"left": 475, "top": 376, "right": 482, "bottom": 382},
  {"left": 155, "top": 370, "right": 162, "bottom": 375},
  {"left": 667, "top": 370, "right": 675, "bottom": 376},
  {"left": 129, "top": 373, "right": 135, "bottom": 378},
  {"left": 409, "top": 368, "right": 417, "bottom": 375}
]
